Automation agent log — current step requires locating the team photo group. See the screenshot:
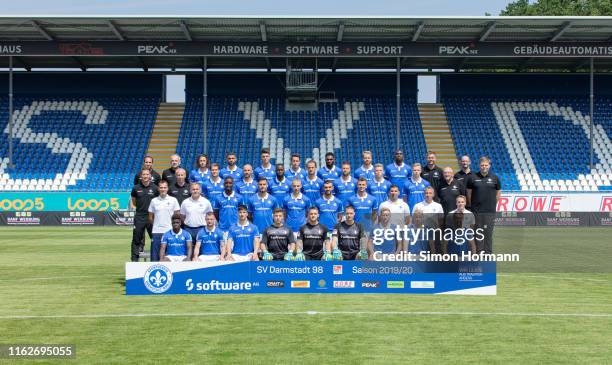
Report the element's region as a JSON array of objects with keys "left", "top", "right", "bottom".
[{"left": 130, "top": 148, "right": 501, "bottom": 263}]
